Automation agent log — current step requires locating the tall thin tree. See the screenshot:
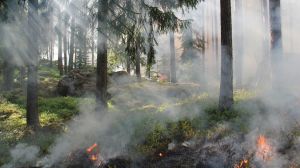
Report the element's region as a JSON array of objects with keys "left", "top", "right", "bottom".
[
  {"left": 63, "top": 13, "right": 68, "bottom": 74},
  {"left": 269, "top": 0, "right": 282, "bottom": 89},
  {"left": 170, "top": 31, "right": 176, "bottom": 83},
  {"left": 96, "top": 0, "right": 108, "bottom": 110},
  {"left": 57, "top": 12, "right": 63, "bottom": 76},
  {"left": 69, "top": 17, "right": 75, "bottom": 71},
  {"left": 219, "top": 0, "right": 233, "bottom": 111},
  {"left": 27, "top": 0, "right": 40, "bottom": 129}
]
